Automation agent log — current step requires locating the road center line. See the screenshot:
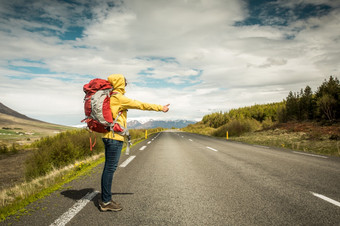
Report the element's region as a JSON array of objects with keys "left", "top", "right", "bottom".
[
  {"left": 206, "top": 146, "right": 218, "bottom": 152},
  {"left": 119, "top": 156, "right": 136, "bottom": 168},
  {"left": 50, "top": 191, "right": 99, "bottom": 226},
  {"left": 139, "top": 146, "right": 147, "bottom": 151},
  {"left": 189, "top": 139, "right": 193, "bottom": 142},
  {"left": 147, "top": 141, "right": 152, "bottom": 144},
  {"left": 311, "top": 192, "right": 340, "bottom": 207},
  {"left": 292, "top": 151, "right": 328, "bottom": 159}
]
